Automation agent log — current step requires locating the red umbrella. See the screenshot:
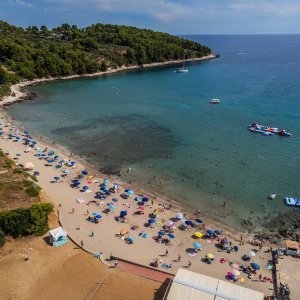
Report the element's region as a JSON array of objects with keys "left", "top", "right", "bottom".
[{"left": 139, "top": 206, "right": 145, "bottom": 211}]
